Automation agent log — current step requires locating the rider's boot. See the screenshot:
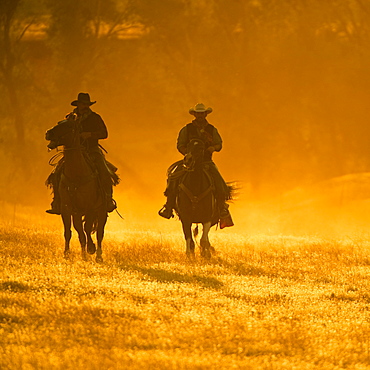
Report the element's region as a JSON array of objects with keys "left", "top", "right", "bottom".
[
  {"left": 158, "top": 194, "right": 175, "bottom": 219},
  {"left": 219, "top": 202, "right": 234, "bottom": 229},
  {"left": 107, "top": 197, "right": 117, "bottom": 213},
  {"left": 46, "top": 198, "right": 61, "bottom": 215},
  {"left": 219, "top": 202, "right": 230, "bottom": 219},
  {"left": 105, "top": 186, "right": 117, "bottom": 213}
]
